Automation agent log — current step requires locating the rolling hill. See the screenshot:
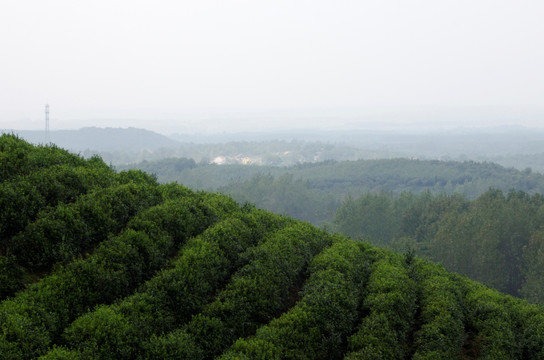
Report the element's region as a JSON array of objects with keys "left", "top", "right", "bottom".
[
  {"left": 1, "top": 134, "right": 544, "bottom": 359},
  {"left": 4, "top": 127, "right": 181, "bottom": 153}
]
